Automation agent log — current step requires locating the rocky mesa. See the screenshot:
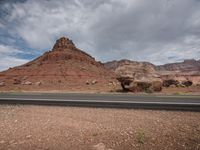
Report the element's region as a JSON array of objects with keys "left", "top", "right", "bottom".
[{"left": 0, "top": 37, "right": 119, "bottom": 92}]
